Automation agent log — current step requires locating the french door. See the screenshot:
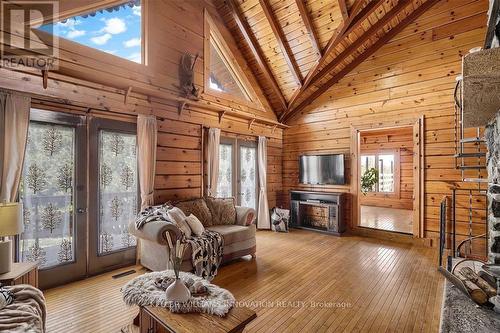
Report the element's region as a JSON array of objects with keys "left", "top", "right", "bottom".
[
  {"left": 18, "top": 110, "right": 138, "bottom": 288},
  {"left": 88, "top": 119, "right": 137, "bottom": 274},
  {"left": 217, "top": 138, "right": 258, "bottom": 209},
  {"left": 19, "top": 109, "right": 87, "bottom": 288}
]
